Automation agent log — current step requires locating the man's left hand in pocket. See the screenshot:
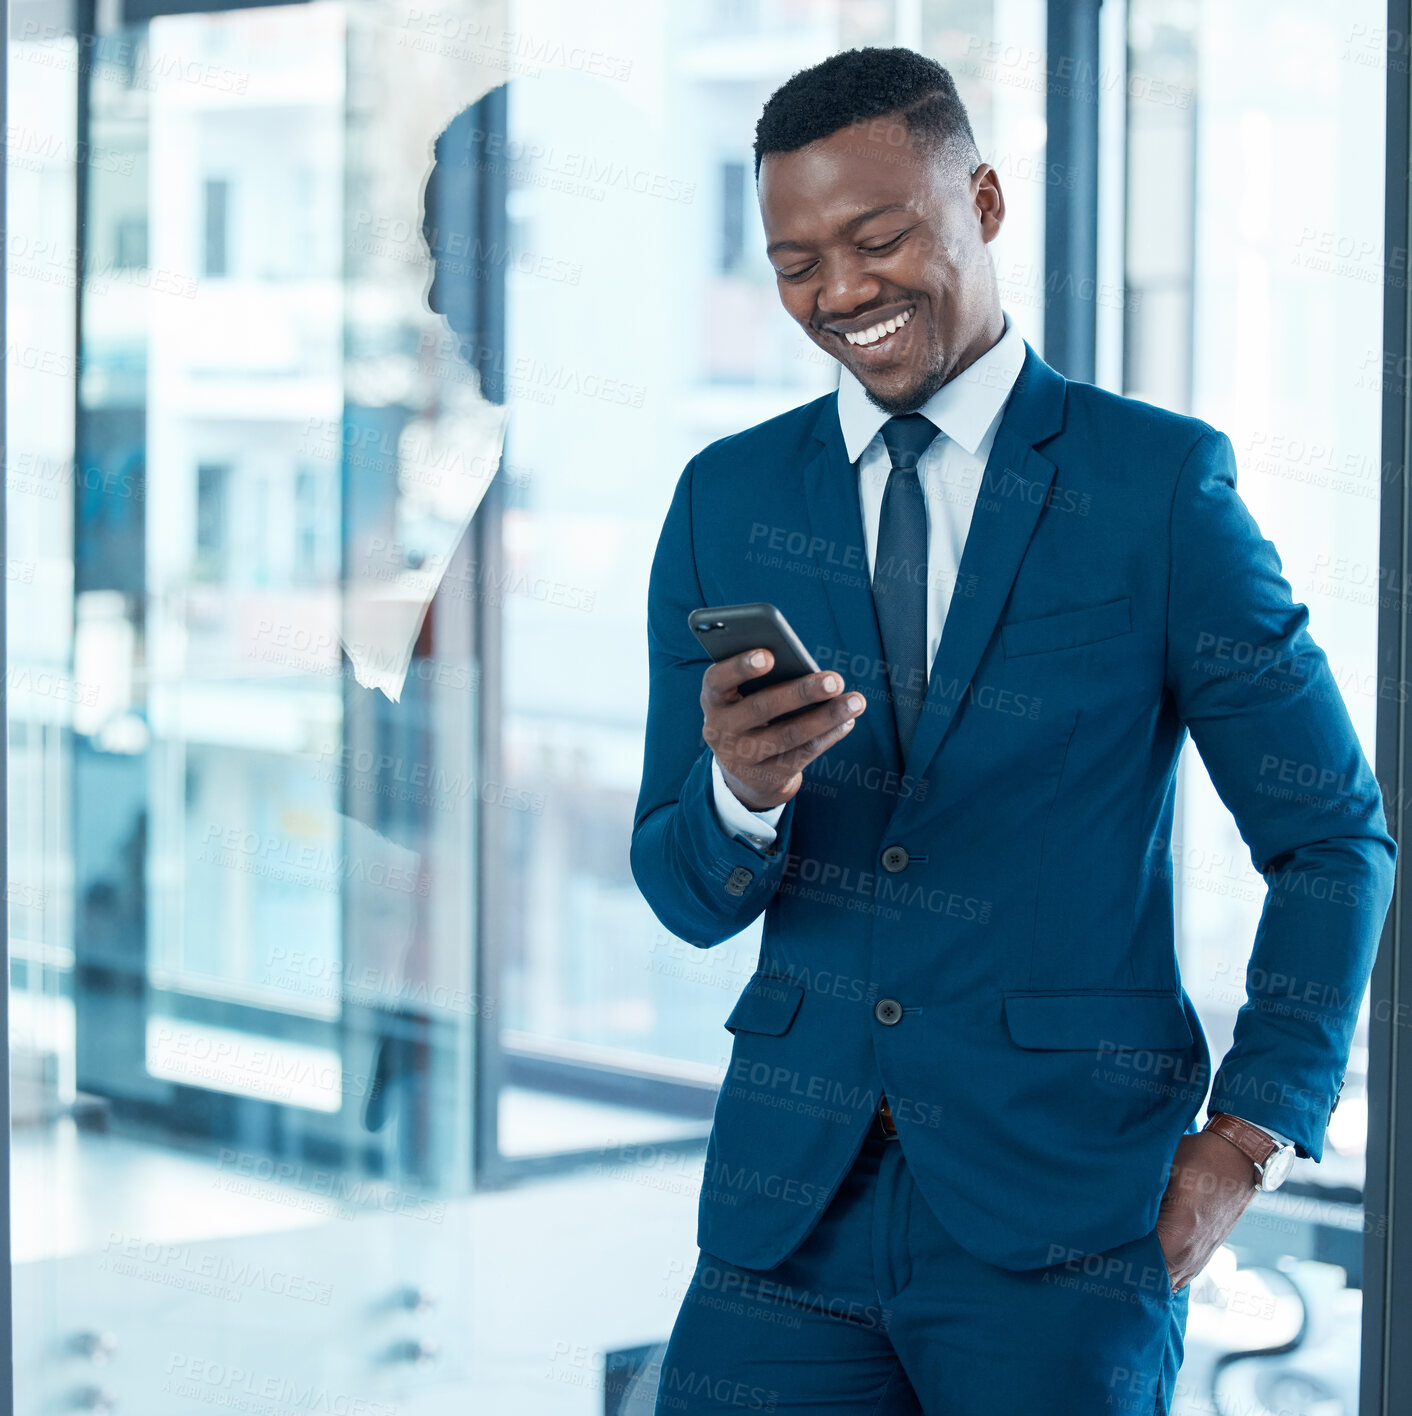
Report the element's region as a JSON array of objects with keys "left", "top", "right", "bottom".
[{"left": 1153, "top": 1131, "right": 1260, "bottom": 1291}]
